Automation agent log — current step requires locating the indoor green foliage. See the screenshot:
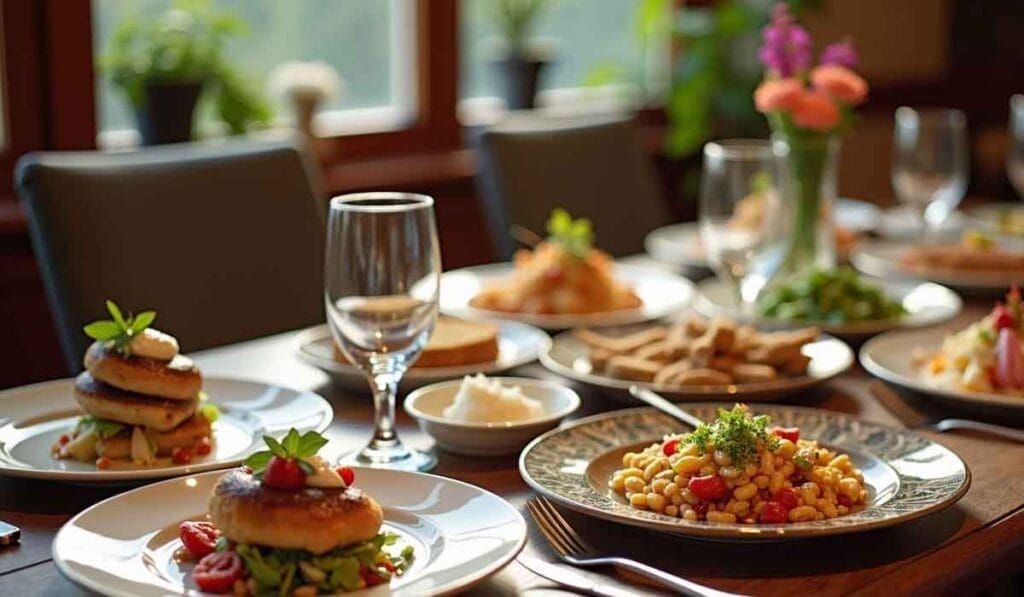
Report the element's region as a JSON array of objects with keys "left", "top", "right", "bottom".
[
  {"left": 546, "top": 208, "right": 593, "bottom": 259},
  {"left": 100, "top": 0, "right": 270, "bottom": 135},
  {"left": 486, "top": 0, "right": 553, "bottom": 54},
  {"left": 83, "top": 300, "right": 157, "bottom": 352}
]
